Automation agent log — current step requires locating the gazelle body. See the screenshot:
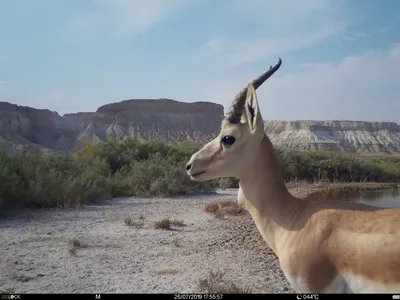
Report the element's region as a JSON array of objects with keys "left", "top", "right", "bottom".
[{"left": 186, "top": 59, "right": 400, "bottom": 293}]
